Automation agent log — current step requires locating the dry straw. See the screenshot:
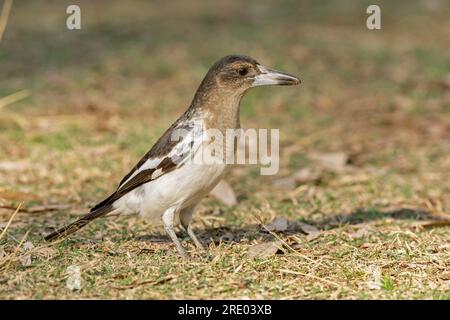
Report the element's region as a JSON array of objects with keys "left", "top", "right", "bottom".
[
  {"left": 0, "top": 202, "right": 22, "bottom": 241},
  {"left": 0, "top": 0, "right": 12, "bottom": 41}
]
